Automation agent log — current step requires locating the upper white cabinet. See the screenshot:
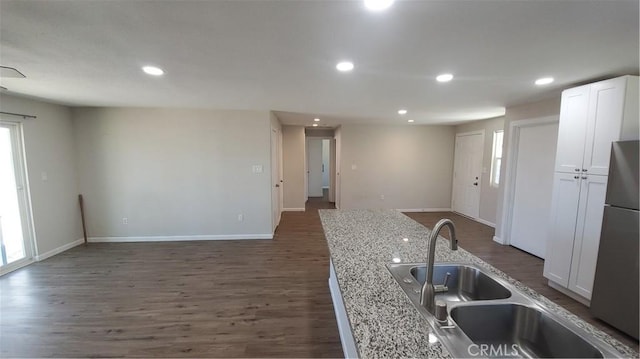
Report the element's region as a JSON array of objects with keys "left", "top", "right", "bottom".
[{"left": 555, "top": 76, "right": 639, "bottom": 175}]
